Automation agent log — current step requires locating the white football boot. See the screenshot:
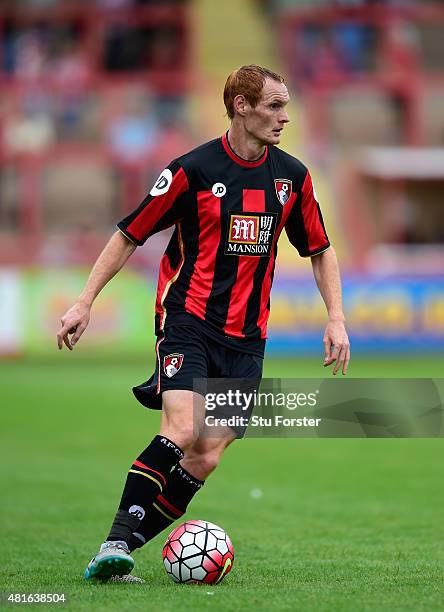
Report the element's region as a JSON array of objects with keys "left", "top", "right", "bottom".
[{"left": 84, "top": 541, "right": 136, "bottom": 581}]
